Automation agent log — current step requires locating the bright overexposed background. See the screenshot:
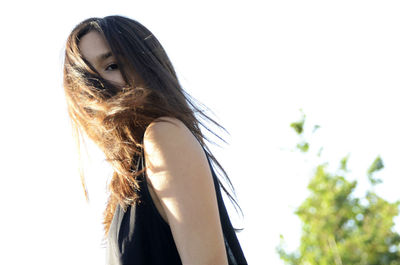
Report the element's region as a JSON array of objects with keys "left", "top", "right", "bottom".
[{"left": 1, "top": 1, "right": 399, "bottom": 264}]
